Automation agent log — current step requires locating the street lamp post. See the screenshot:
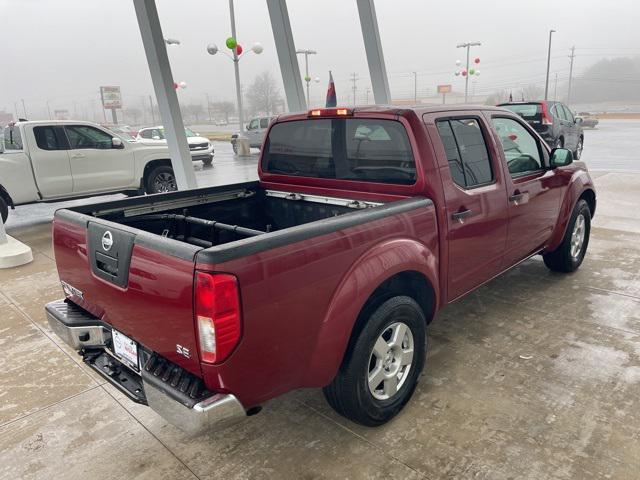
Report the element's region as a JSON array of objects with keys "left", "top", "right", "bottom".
[
  {"left": 296, "top": 49, "right": 317, "bottom": 107},
  {"left": 456, "top": 42, "right": 481, "bottom": 103},
  {"left": 207, "top": 0, "right": 263, "bottom": 134},
  {"left": 544, "top": 29, "right": 556, "bottom": 100}
]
